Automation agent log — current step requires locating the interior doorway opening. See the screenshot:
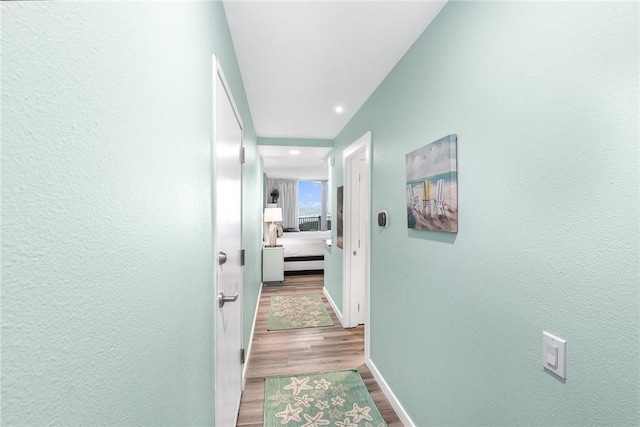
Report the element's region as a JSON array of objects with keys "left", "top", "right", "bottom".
[{"left": 342, "top": 131, "right": 371, "bottom": 357}]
